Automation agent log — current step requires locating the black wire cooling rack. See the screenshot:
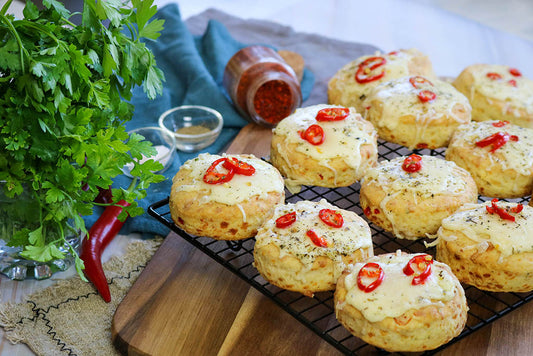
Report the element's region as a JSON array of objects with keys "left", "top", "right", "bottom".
[{"left": 148, "top": 140, "right": 533, "bottom": 355}]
